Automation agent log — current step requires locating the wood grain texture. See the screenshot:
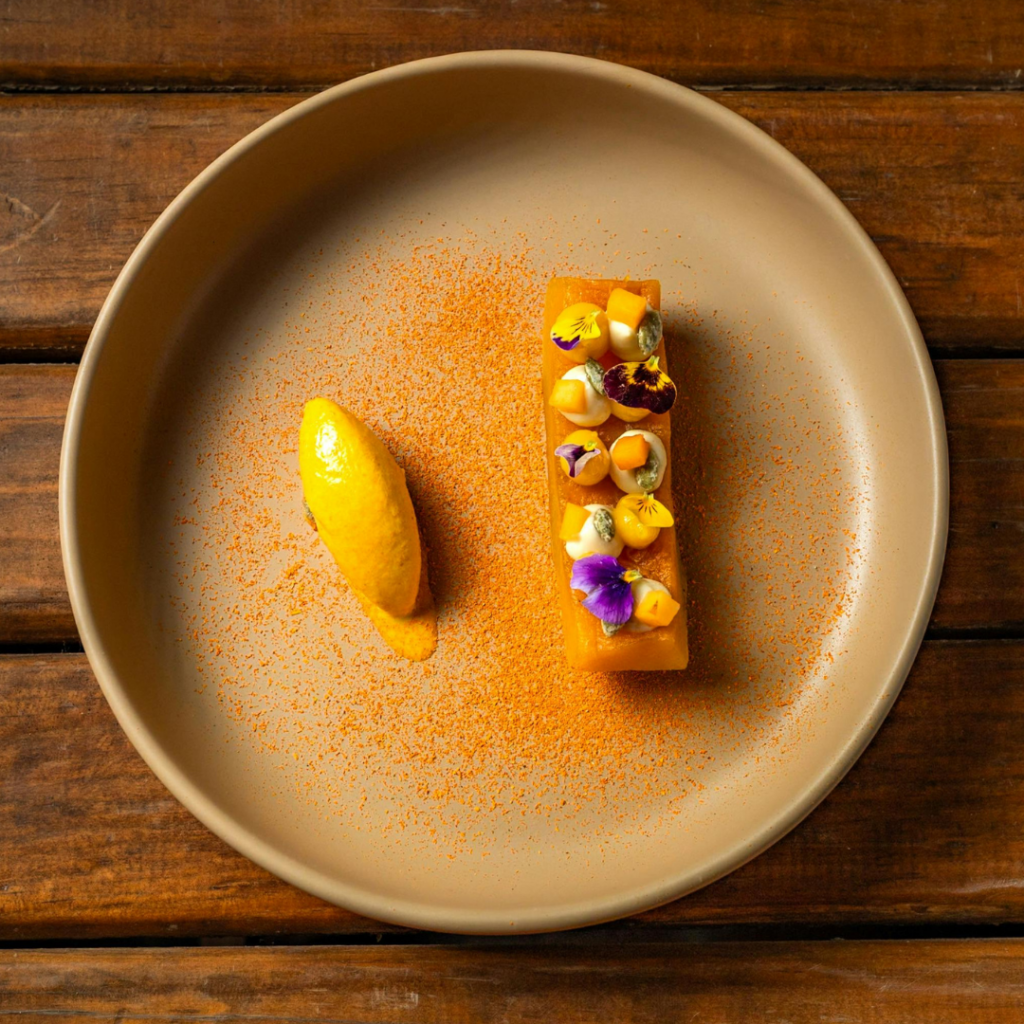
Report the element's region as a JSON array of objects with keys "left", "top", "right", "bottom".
[
  {"left": 2, "top": 941, "right": 1023, "bottom": 1022},
  {"left": 0, "top": 653, "right": 381, "bottom": 939},
  {"left": 0, "top": 366, "right": 75, "bottom": 643},
  {"left": 934, "top": 361, "right": 1024, "bottom": 631},
  {"left": 2, "top": 0, "right": 1024, "bottom": 90},
  {"left": 4, "top": 640, "right": 1024, "bottom": 938},
  {"left": 0, "top": 93, "right": 1022, "bottom": 354},
  {"left": 5, "top": 360, "right": 1022, "bottom": 644},
  {"left": 0, "top": 96, "right": 287, "bottom": 357},
  {"left": 724, "top": 93, "right": 1024, "bottom": 351}
]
